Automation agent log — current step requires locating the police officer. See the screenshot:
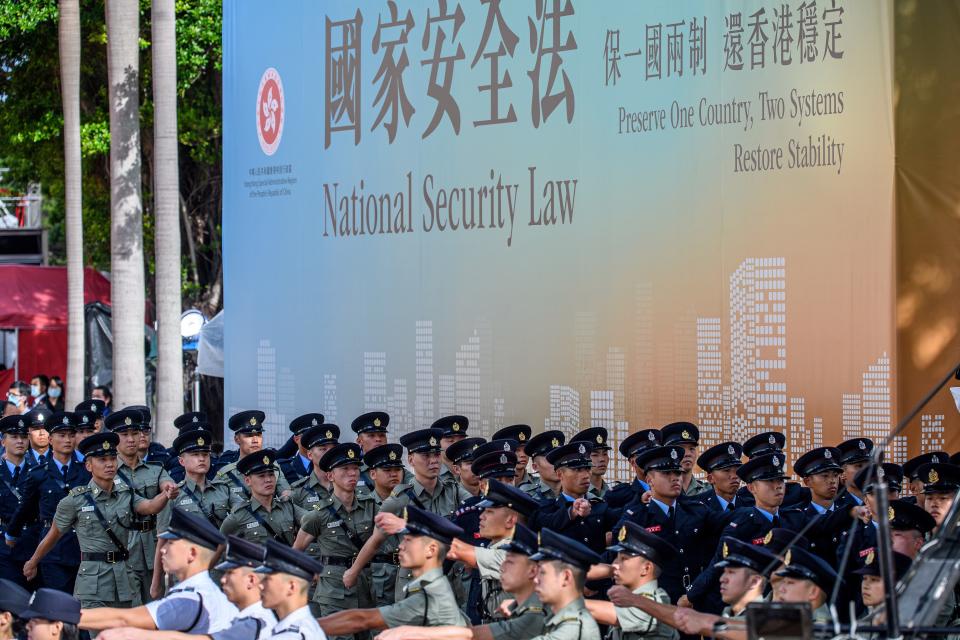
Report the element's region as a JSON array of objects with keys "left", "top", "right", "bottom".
[
  {"left": 152, "top": 428, "right": 231, "bottom": 599},
  {"left": 0, "top": 415, "right": 38, "bottom": 588},
  {"left": 287, "top": 423, "right": 339, "bottom": 514},
  {"left": 432, "top": 415, "right": 470, "bottom": 486},
  {"left": 492, "top": 424, "right": 536, "bottom": 494},
  {"left": 351, "top": 411, "right": 392, "bottom": 490},
  {"left": 79, "top": 508, "right": 238, "bottom": 634},
  {"left": 318, "top": 505, "right": 469, "bottom": 635},
  {"left": 220, "top": 449, "right": 303, "bottom": 546},
  {"left": 0, "top": 577, "right": 30, "bottom": 637},
  {"left": 255, "top": 539, "right": 326, "bottom": 640},
  {"left": 24, "top": 406, "right": 52, "bottom": 466},
  {"left": 106, "top": 407, "right": 178, "bottom": 604},
  {"left": 833, "top": 437, "right": 874, "bottom": 510},
  {"left": 792, "top": 446, "right": 853, "bottom": 564},
  {"left": 277, "top": 413, "right": 325, "bottom": 484},
  {"left": 75, "top": 398, "right": 107, "bottom": 431},
  {"left": 362, "top": 443, "right": 406, "bottom": 607},
  {"left": 738, "top": 431, "right": 810, "bottom": 507},
  {"left": 25, "top": 431, "right": 175, "bottom": 609},
  {"left": 902, "top": 451, "right": 948, "bottom": 508},
  {"left": 713, "top": 537, "right": 776, "bottom": 618},
  {"left": 17, "top": 588, "right": 81, "bottom": 640},
  {"left": 73, "top": 409, "right": 100, "bottom": 451},
  {"left": 660, "top": 423, "right": 710, "bottom": 496},
  {"left": 694, "top": 442, "right": 744, "bottom": 513},
  {"left": 214, "top": 411, "right": 290, "bottom": 510},
  {"left": 606, "top": 429, "right": 661, "bottom": 510},
  {"left": 294, "top": 442, "right": 376, "bottom": 623},
  {"left": 213, "top": 535, "right": 276, "bottom": 640},
  {"left": 773, "top": 546, "right": 838, "bottom": 624},
  {"left": 445, "top": 437, "right": 486, "bottom": 497},
  {"left": 572, "top": 427, "right": 613, "bottom": 499},
  {"left": 528, "top": 527, "right": 603, "bottom": 640},
  {"left": 916, "top": 461, "right": 960, "bottom": 533},
  {"left": 6, "top": 411, "right": 90, "bottom": 593},
  {"left": 855, "top": 549, "right": 913, "bottom": 625},
  {"left": 162, "top": 411, "right": 211, "bottom": 483},
  {"left": 526, "top": 430, "right": 565, "bottom": 502},
  {"left": 585, "top": 522, "right": 679, "bottom": 640}
]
